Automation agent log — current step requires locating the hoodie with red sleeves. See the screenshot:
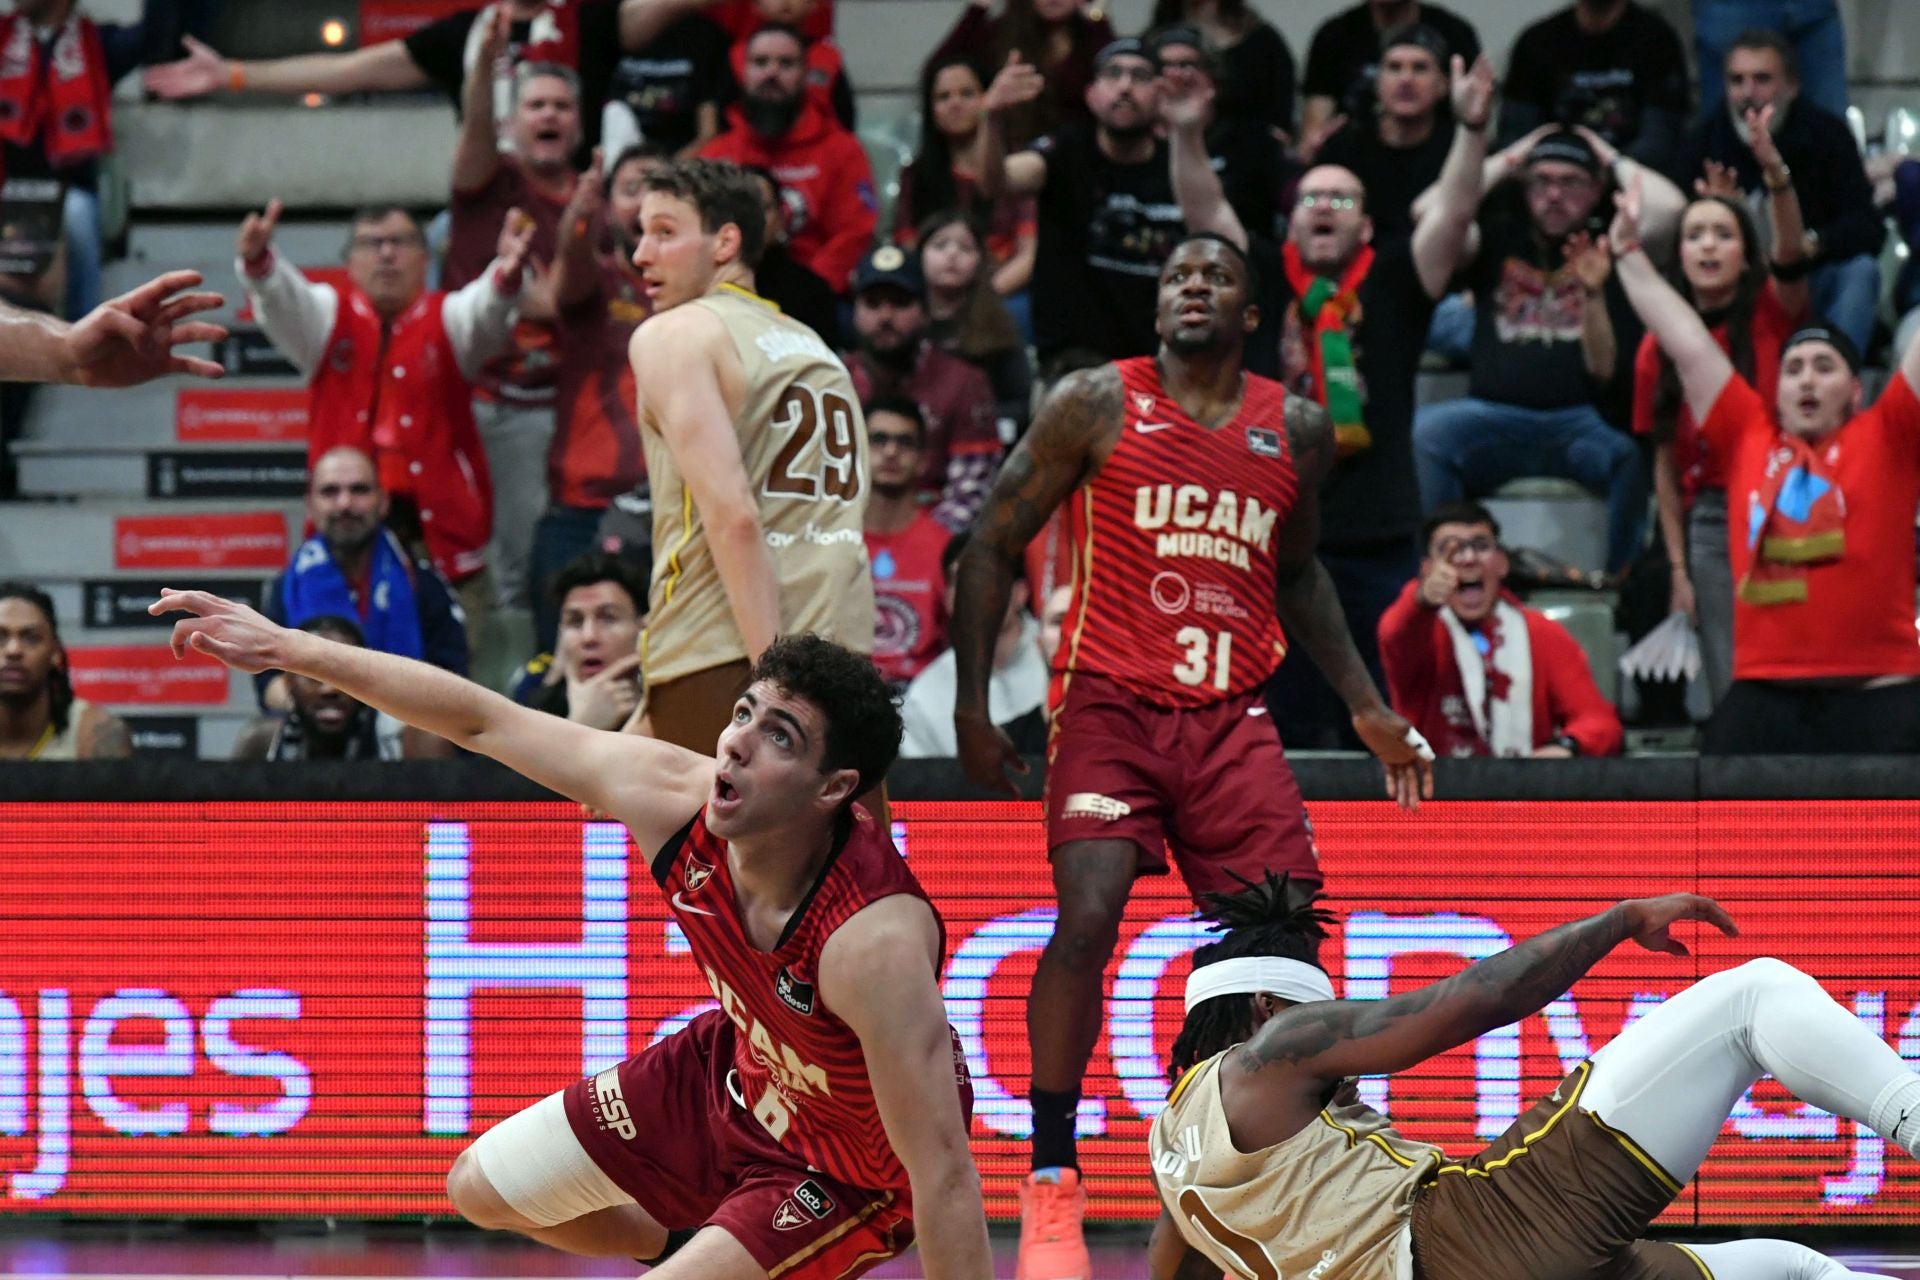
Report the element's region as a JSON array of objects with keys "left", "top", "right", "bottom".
[
  {"left": 1377, "top": 579, "right": 1624, "bottom": 758},
  {"left": 699, "top": 99, "right": 876, "bottom": 292}
]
